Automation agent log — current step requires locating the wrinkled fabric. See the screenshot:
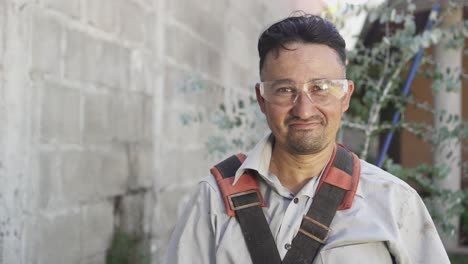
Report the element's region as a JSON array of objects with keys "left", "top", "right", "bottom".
[{"left": 164, "top": 133, "right": 450, "bottom": 264}]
